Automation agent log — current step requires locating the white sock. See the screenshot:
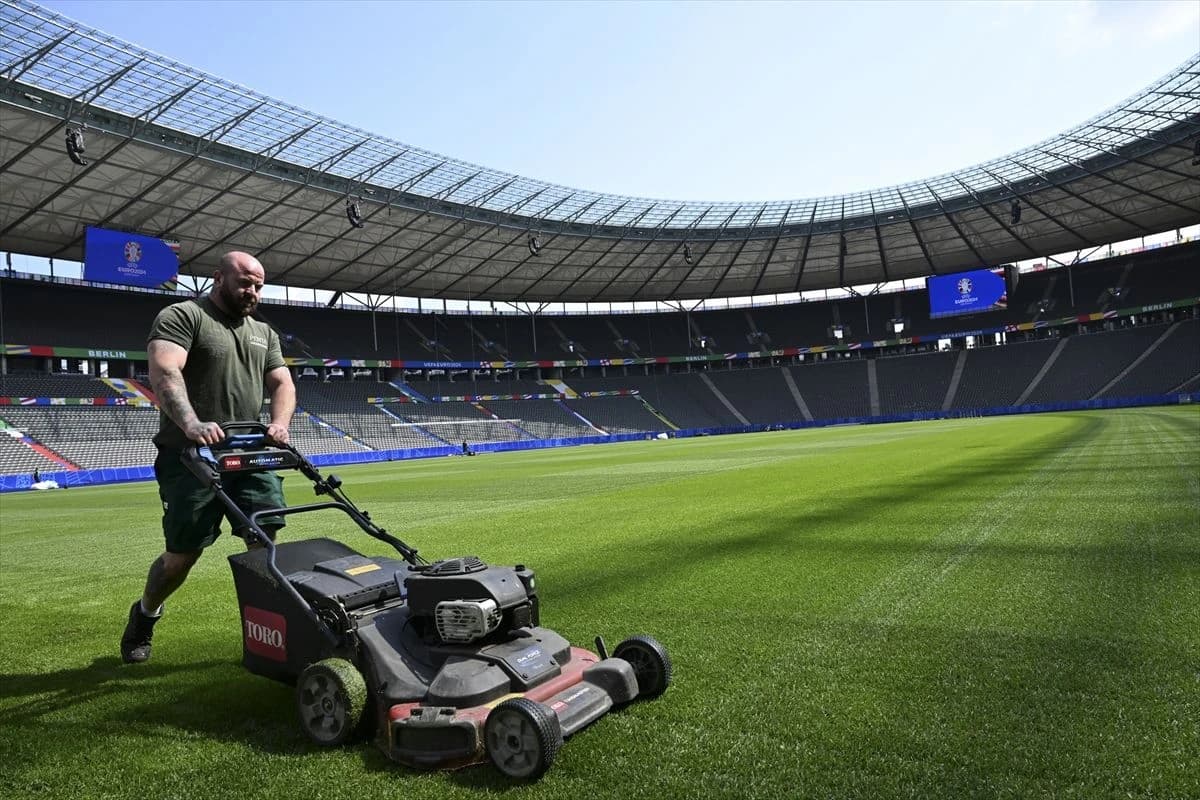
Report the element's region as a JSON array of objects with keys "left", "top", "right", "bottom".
[{"left": 139, "top": 600, "right": 164, "bottom": 618}]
